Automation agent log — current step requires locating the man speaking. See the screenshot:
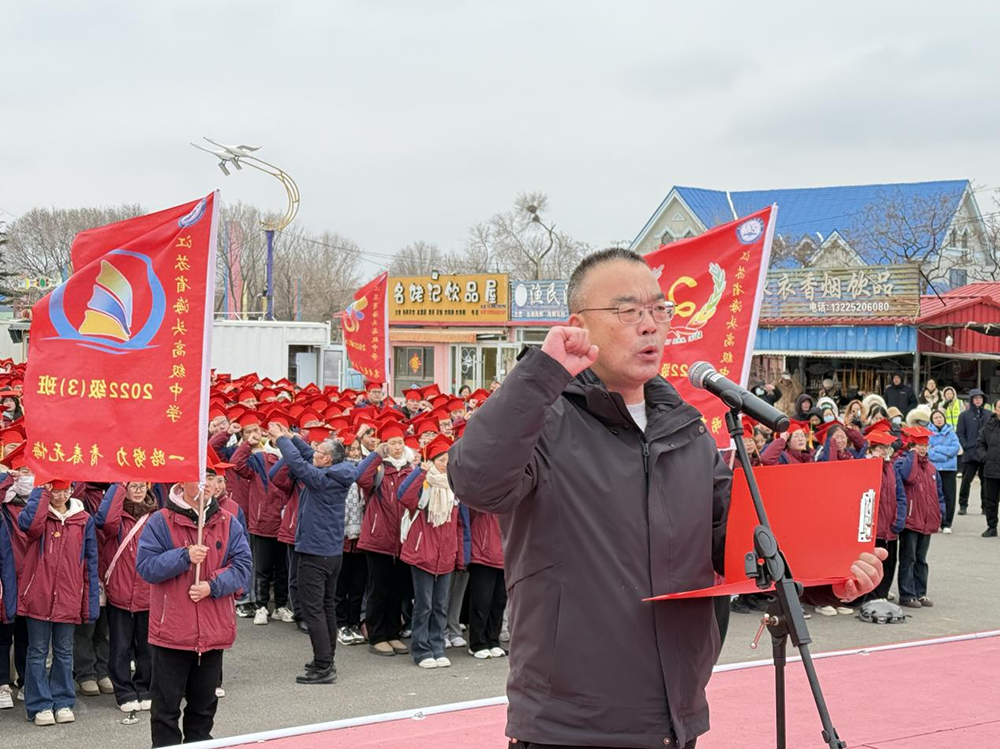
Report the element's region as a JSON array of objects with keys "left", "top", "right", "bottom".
[{"left": 449, "top": 248, "right": 885, "bottom": 749}]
